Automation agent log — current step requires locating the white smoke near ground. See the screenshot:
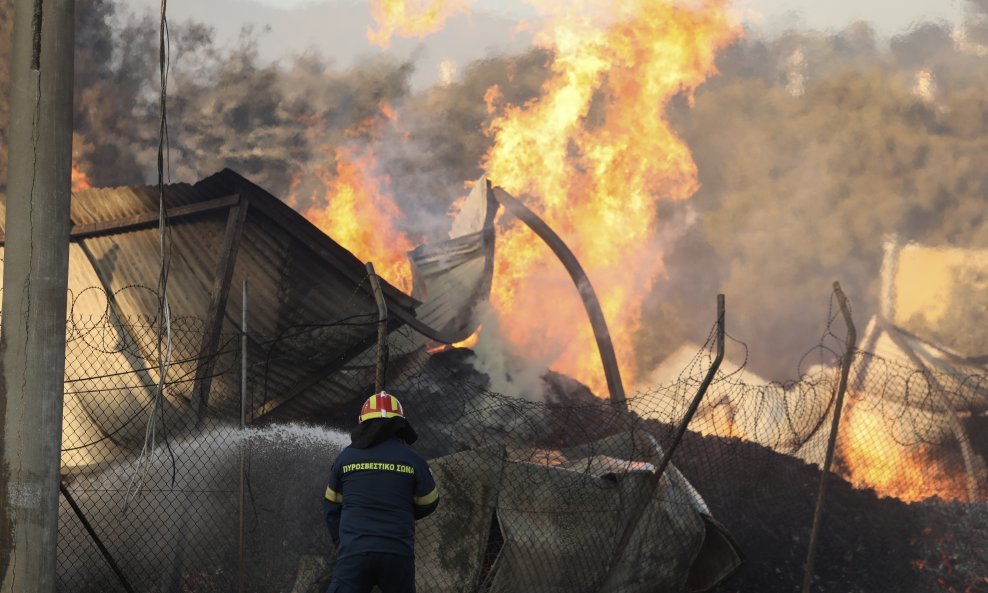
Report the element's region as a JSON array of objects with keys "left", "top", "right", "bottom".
[
  {"left": 467, "top": 302, "right": 551, "bottom": 400},
  {"left": 60, "top": 424, "right": 349, "bottom": 592}
]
